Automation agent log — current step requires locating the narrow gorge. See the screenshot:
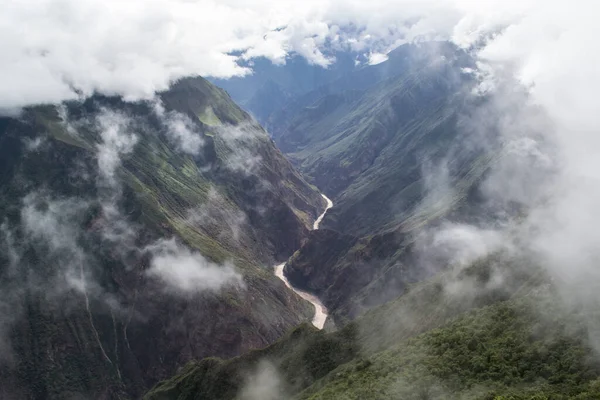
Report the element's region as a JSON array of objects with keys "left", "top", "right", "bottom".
[{"left": 274, "top": 194, "right": 333, "bottom": 329}]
